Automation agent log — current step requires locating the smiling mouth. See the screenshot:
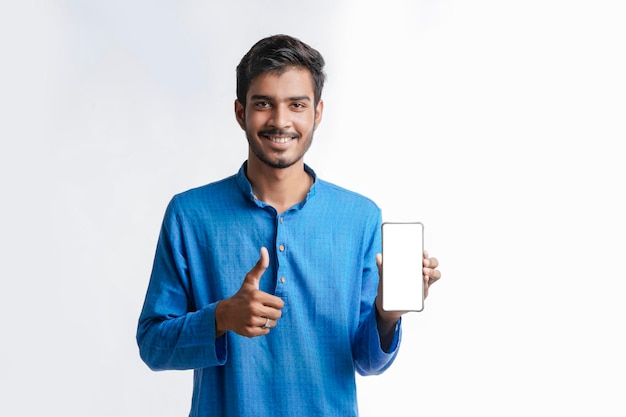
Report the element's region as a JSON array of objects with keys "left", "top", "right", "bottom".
[
  {"left": 260, "top": 130, "right": 299, "bottom": 144},
  {"left": 266, "top": 136, "right": 294, "bottom": 144}
]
